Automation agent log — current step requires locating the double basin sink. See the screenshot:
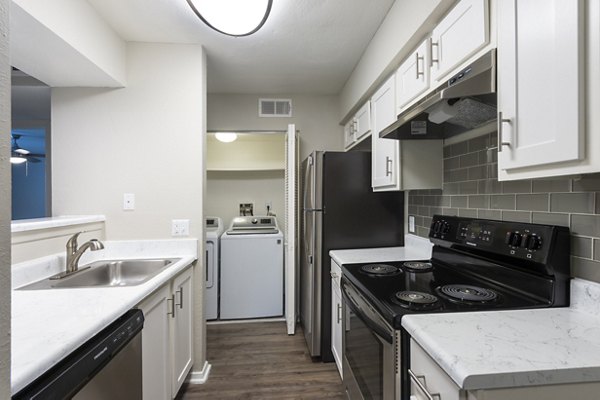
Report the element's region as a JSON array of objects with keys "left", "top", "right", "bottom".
[{"left": 20, "top": 258, "right": 181, "bottom": 290}]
